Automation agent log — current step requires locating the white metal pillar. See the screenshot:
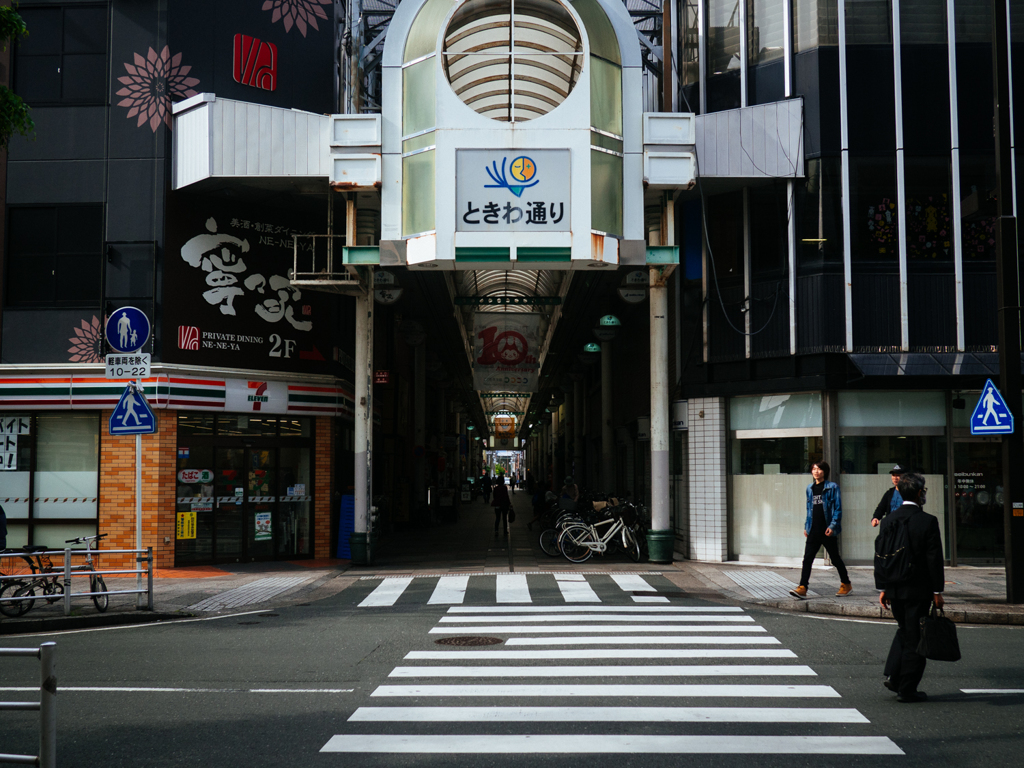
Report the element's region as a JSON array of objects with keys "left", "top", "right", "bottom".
[
  {"left": 353, "top": 282, "right": 374, "bottom": 563},
  {"left": 601, "top": 341, "right": 614, "bottom": 492}
]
